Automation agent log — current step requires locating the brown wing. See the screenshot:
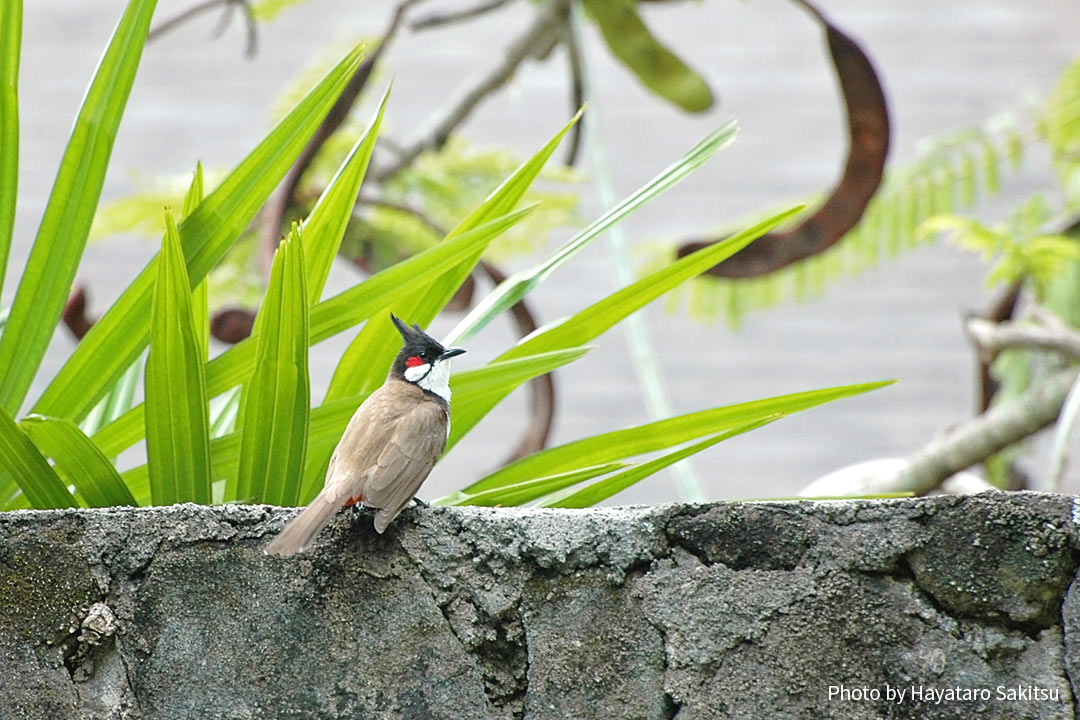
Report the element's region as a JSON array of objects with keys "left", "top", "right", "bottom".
[
  {"left": 320, "top": 384, "right": 407, "bottom": 504},
  {"left": 362, "top": 399, "right": 448, "bottom": 533}
]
